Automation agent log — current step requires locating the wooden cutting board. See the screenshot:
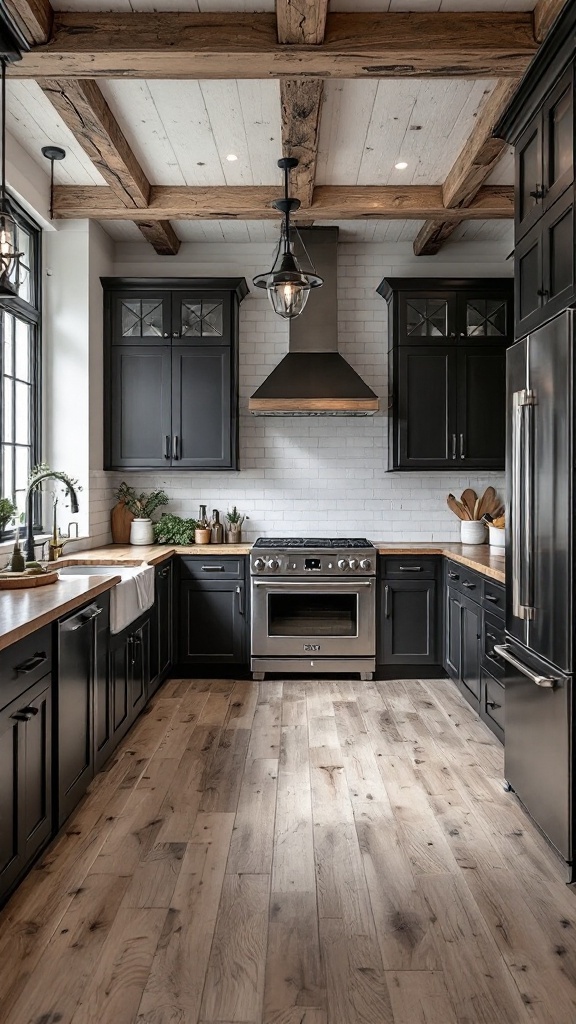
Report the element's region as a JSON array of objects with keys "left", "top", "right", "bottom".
[
  {"left": 0, "top": 570, "right": 59, "bottom": 589},
  {"left": 111, "top": 500, "right": 134, "bottom": 544}
]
